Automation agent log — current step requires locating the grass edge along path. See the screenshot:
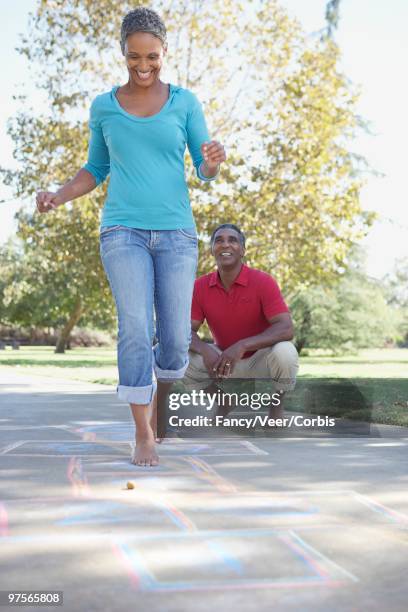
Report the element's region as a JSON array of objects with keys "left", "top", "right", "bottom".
[{"left": 1, "top": 347, "right": 407, "bottom": 427}]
